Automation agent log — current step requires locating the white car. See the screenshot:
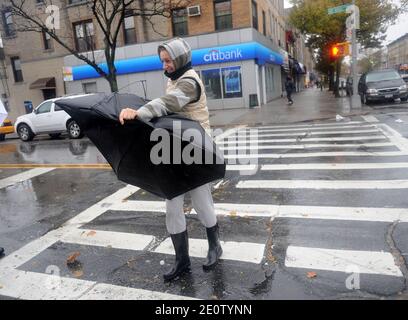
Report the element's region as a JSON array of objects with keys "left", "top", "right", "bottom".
[{"left": 15, "top": 95, "right": 90, "bottom": 142}]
